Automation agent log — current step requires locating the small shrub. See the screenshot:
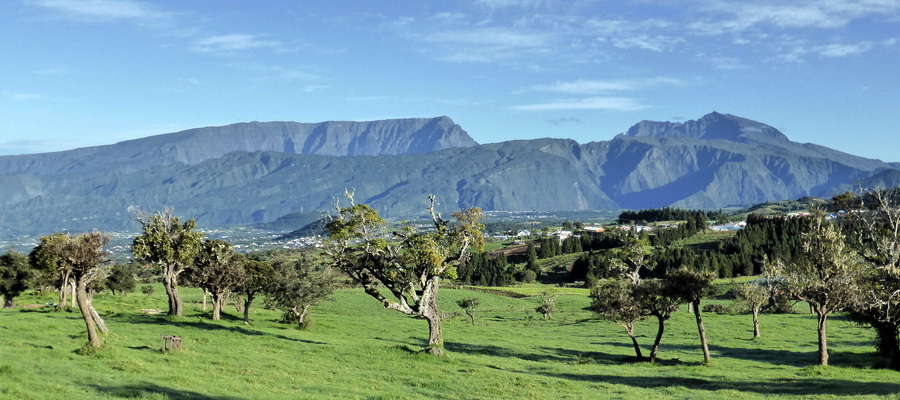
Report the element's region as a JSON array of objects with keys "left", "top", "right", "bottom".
[
  {"left": 140, "top": 285, "right": 155, "bottom": 296},
  {"left": 702, "top": 304, "right": 731, "bottom": 314}
]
